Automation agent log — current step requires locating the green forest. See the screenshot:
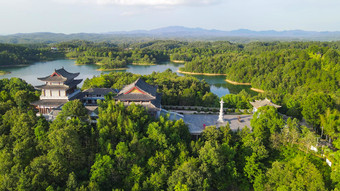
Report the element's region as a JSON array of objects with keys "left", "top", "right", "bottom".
[
  {"left": 0, "top": 43, "right": 63, "bottom": 66},
  {"left": 0, "top": 40, "right": 339, "bottom": 190},
  {"left": 0, "top": 78, "right": 339, "bottom": 191},
  {"left": 60, "top": 40, "right": 339, "bottom": 140}
]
